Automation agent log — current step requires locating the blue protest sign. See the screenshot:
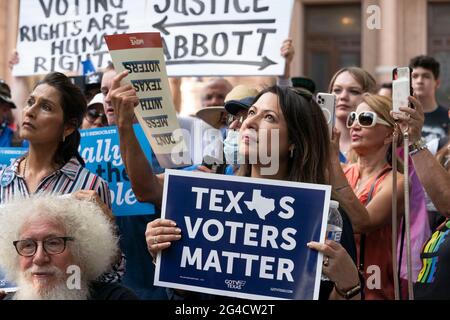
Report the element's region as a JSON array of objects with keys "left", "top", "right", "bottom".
[
  {"left": 0, "top": 148, "right": 27, "bottom": 172},
  {"left": 0, "top": 269, "right": 16, "bottom": 293},
  {"left": 154, "top": 170, "right": 331, "bottom": 300},
  {"left": 79, "top": 125, "right": 155, "bottom": 216}
]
